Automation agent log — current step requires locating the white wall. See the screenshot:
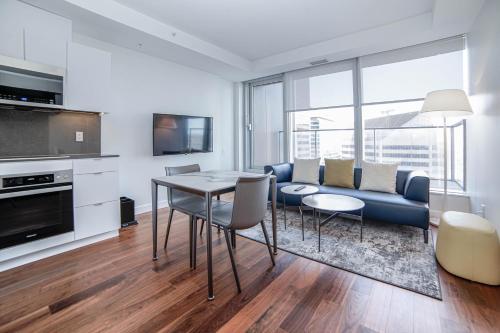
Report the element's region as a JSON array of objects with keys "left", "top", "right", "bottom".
[
  {"left": 466, "top": 0, "right": 500, "bottom": 230},
  {"left": 74, "top": 34, "right": 235, "bottom": 212}
]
